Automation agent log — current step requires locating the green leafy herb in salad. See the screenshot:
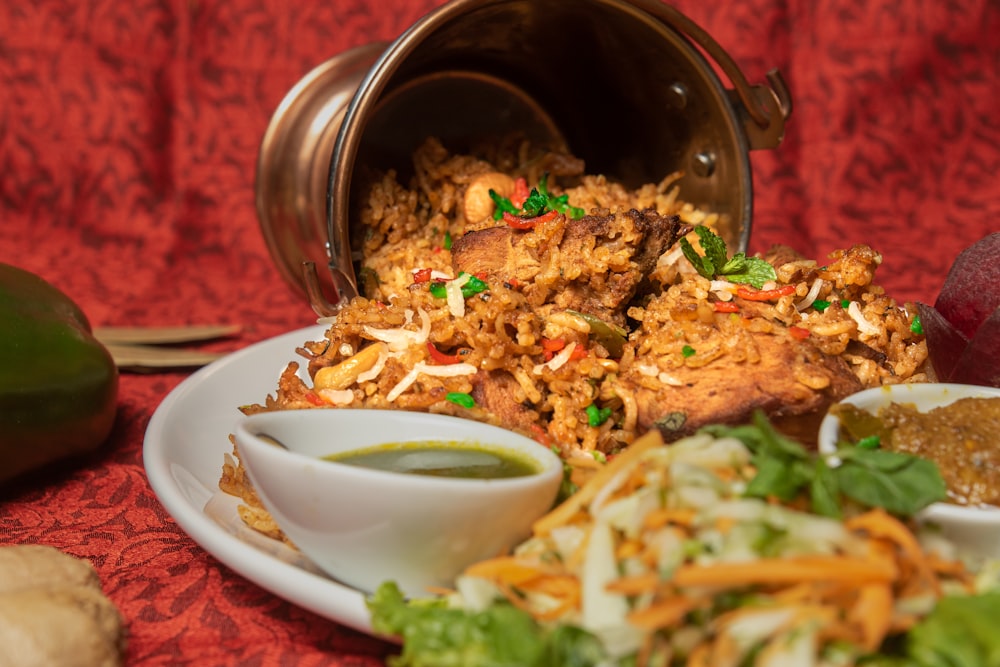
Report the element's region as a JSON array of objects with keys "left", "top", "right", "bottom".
[
  {"left": 706, "top": 412, "right": 946, "bottom": 518},
  {"left": 368, "top": 582, "right": 607, "bottom": 667},
  {"left": 679, "top": 226, "right": 777, "bottom": 288},
  {"left": 902, "top": 592, "right": 1000, "bottom": 666}
]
